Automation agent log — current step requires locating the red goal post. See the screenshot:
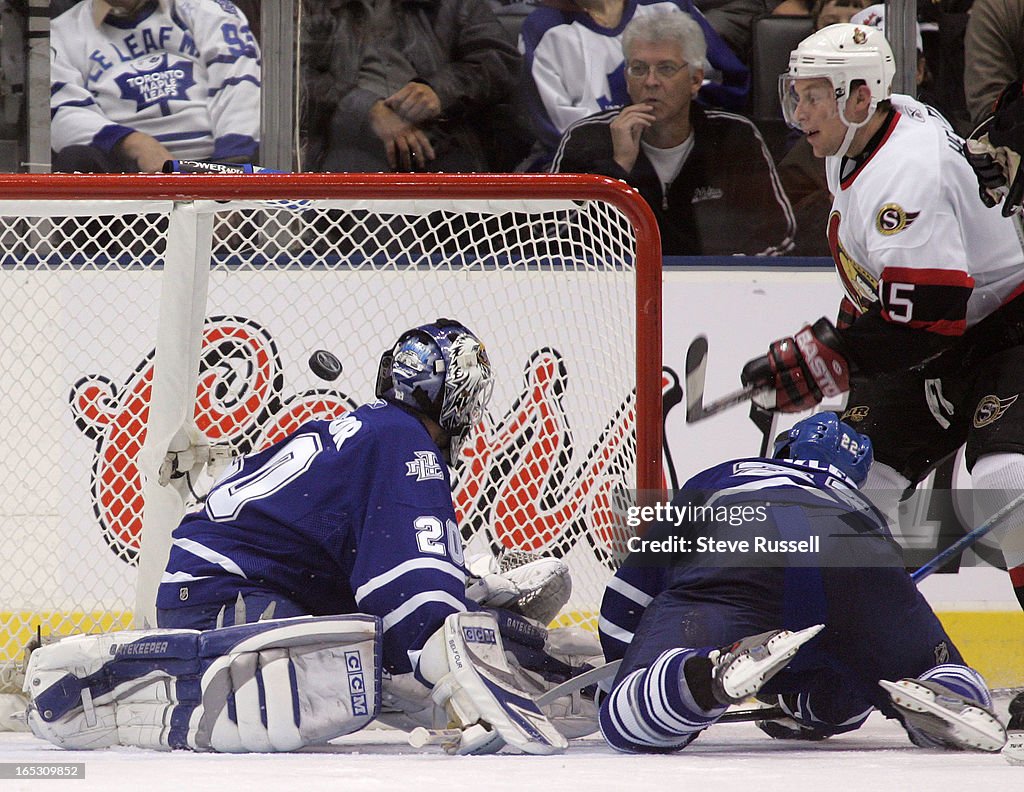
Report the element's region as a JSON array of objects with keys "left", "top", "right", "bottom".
[{"left": 0, "top": 172, "right": 661, "bottom": 694}]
